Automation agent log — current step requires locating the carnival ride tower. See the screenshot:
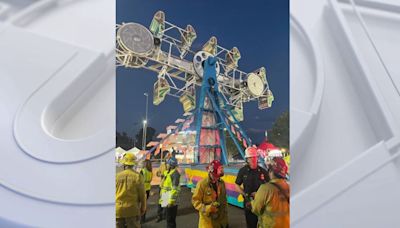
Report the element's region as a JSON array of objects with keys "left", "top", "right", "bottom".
[{"left": 116, "top": 11, "right": 274, "bottom": 164}]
